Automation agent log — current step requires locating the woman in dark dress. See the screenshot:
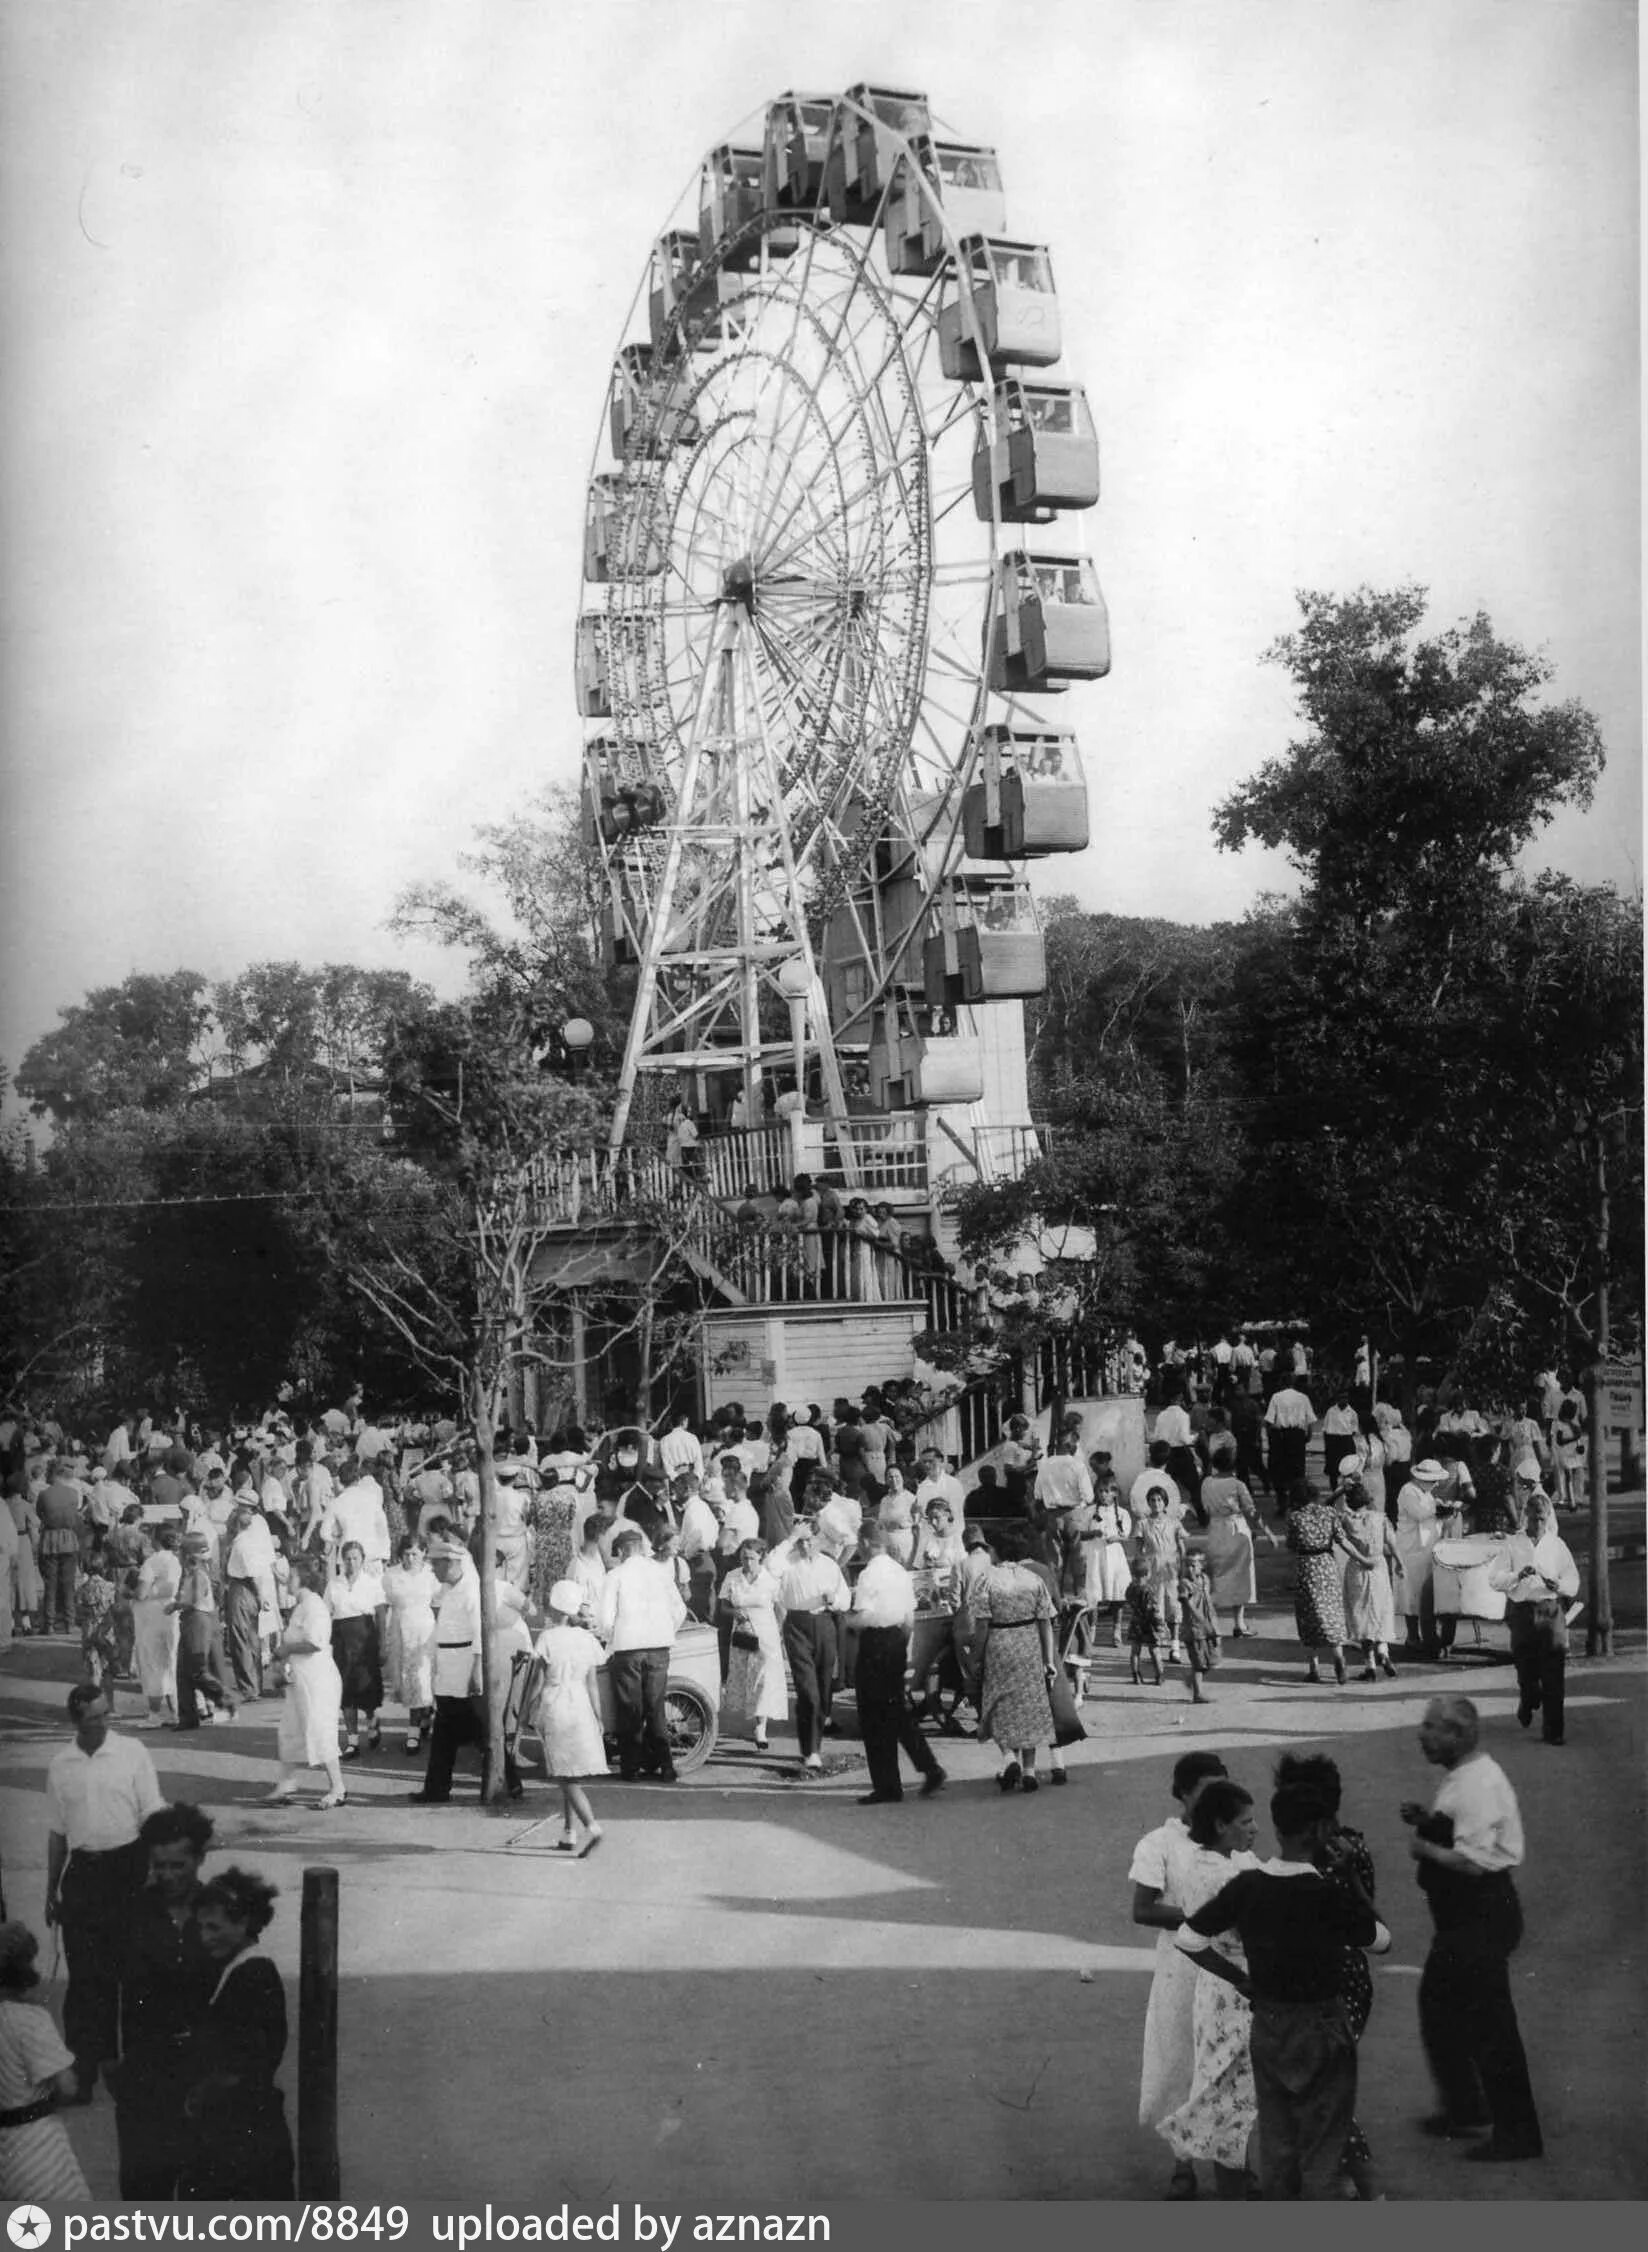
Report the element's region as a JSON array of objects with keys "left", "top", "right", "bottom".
[
  {"left": 1274, "top": 1752, "right": 1380, "bottom": 2199},
  {"left": 178, "top": 1868, "right": 294, "bottom": 2199},
  {"left": 115, "top": 1802, "right": 217, "bottom": 2198}
]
